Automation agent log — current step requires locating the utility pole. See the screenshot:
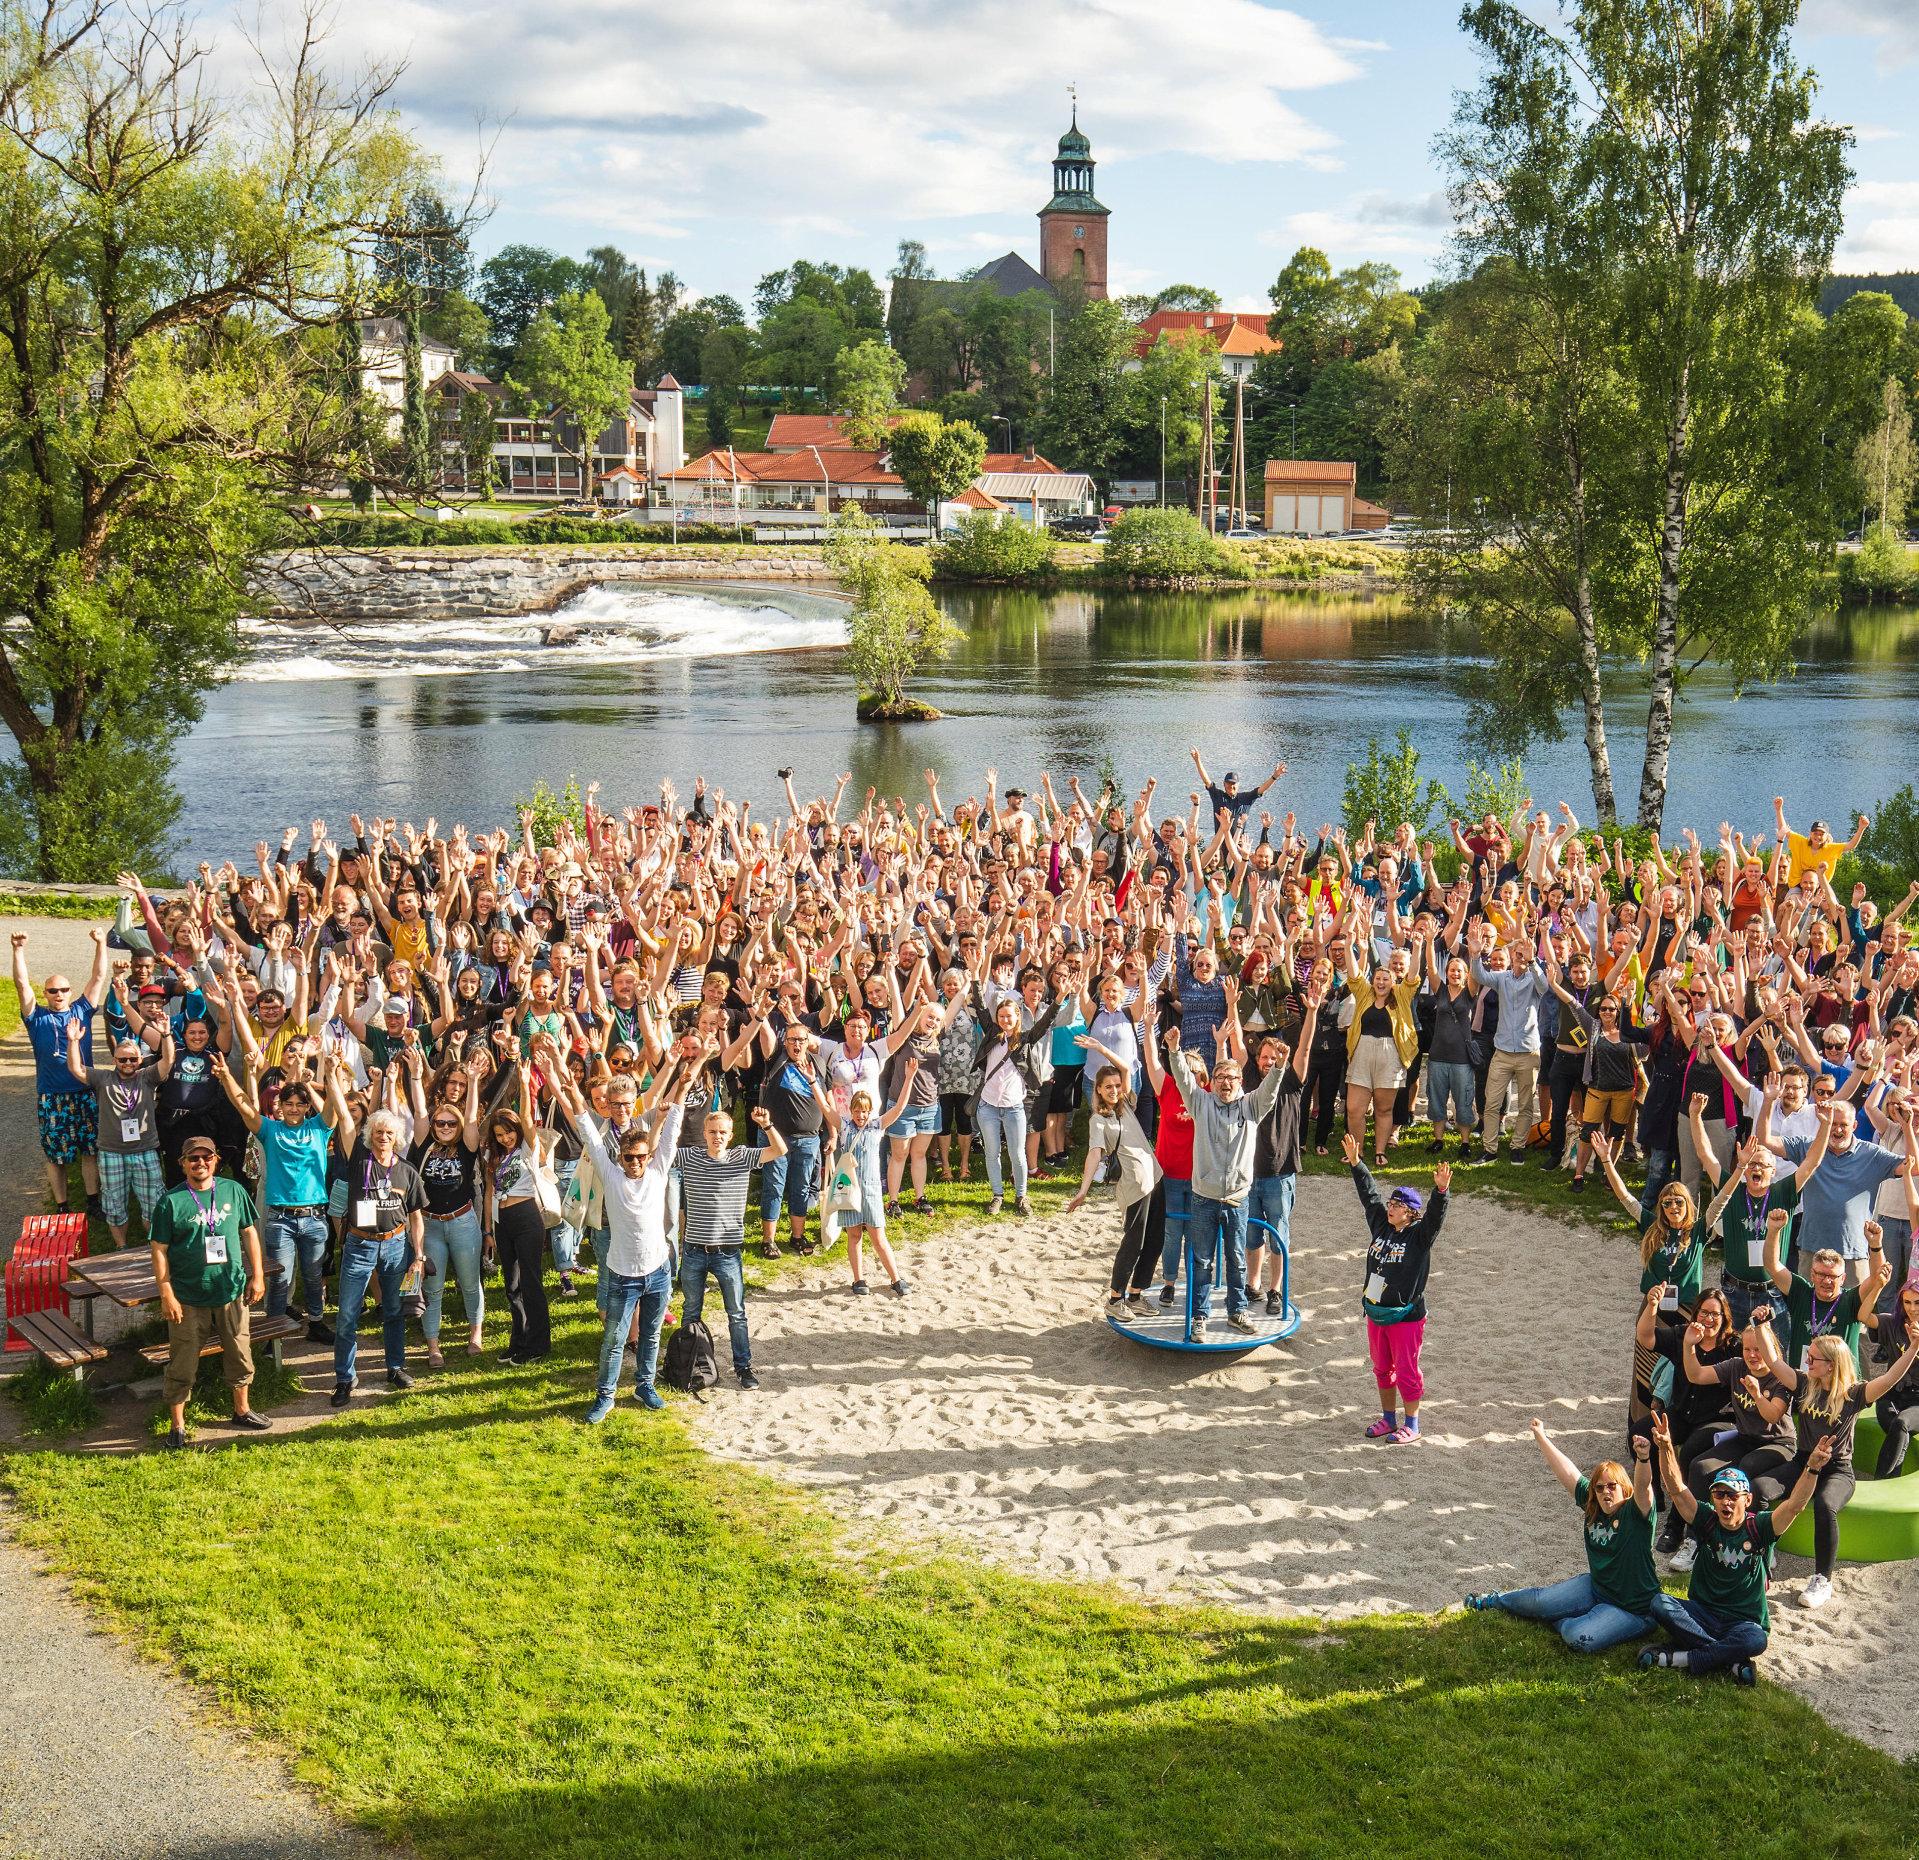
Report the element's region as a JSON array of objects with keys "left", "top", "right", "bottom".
[
  {"left": 1231, "top": 374, "right": 1246, "bottom": 530},
  {"left": 1199, "top": 376, "right": 1216, "bottom": 531},
  {"left": 1158, "top": 395, "right": 1166, "bottom": 507}
]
